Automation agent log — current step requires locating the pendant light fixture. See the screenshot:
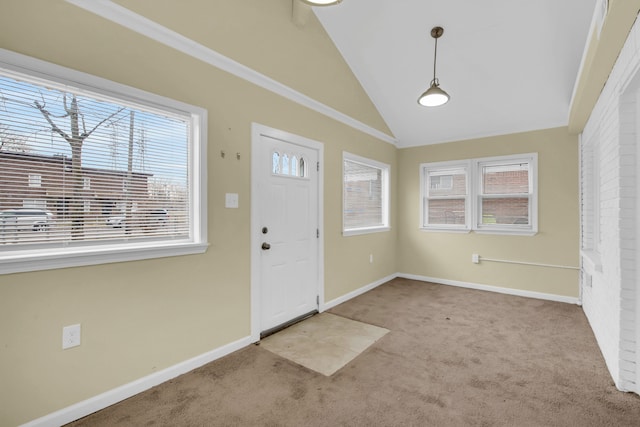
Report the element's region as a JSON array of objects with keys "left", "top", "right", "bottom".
[
  {"left": 300, "top": 0, "right": 342, "bottom": 6},
  {"left": 418, "top": 26, "right": 450, "bottom": 107}
]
